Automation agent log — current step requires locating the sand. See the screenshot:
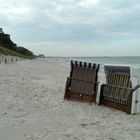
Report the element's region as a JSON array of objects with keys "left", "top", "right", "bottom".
[{"left": 0, "top": 58, "right": 140, "bottom": 140}]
